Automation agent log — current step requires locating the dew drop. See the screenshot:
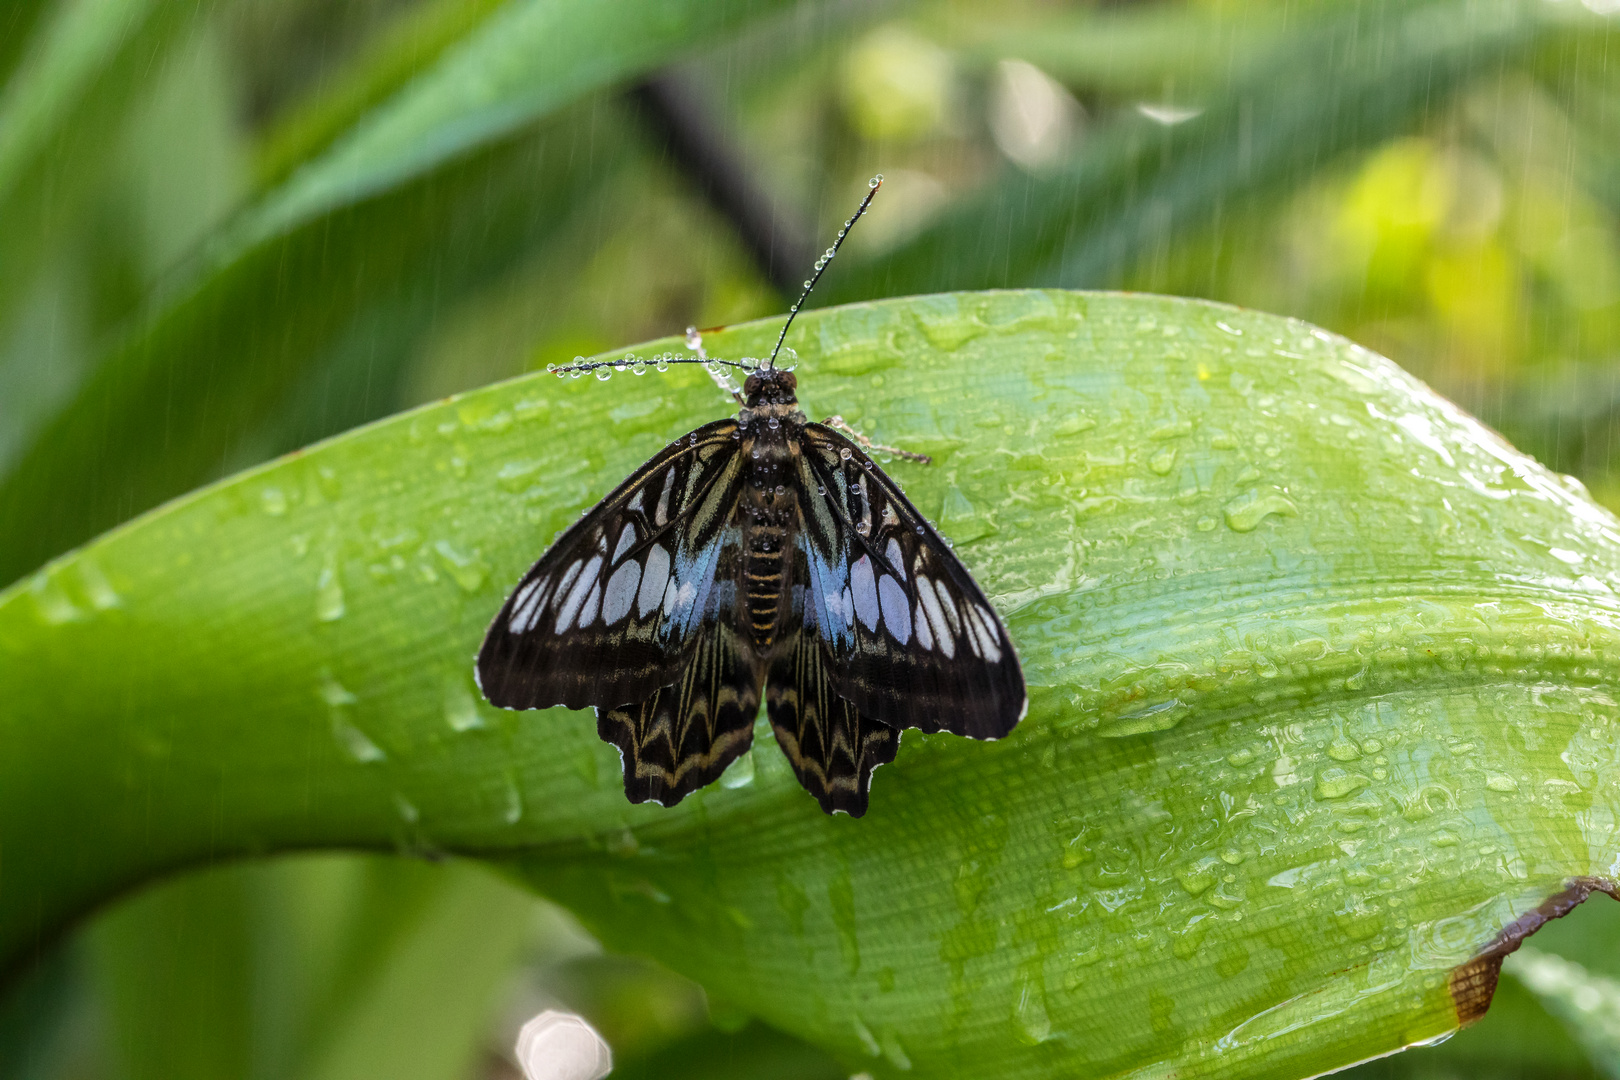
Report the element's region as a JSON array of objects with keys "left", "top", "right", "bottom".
[
  {"left": 260, "top": 487, "right": 288, "bottom": 516},
  {"left": 503, "top": 776, "right": 523, "bottom": 824},
  {"left": 333, "top": 721, "right": 385, "bottom": 762},
  {"left": 596, "top": 368, "right": 611, "bottom": 381},
  {"left": 79, "top": 559, "right": 121, "bottom": 611},
  {"left": 720, "top": 751, "right": 756, "bottom": 789},
  {"left": 657, "top": 356, "right": 670, "bottom": 372},
  {"left": 443, "top": 676, "right": 485, "bottom": 732},
  {"left": 570, "top": 369, "right": 584, "bottom": 379},
  {"left": 28, "top": 571, "right": 83, "bottom": 626},
  {"left": 870, "top": 173, "right": 884, "bottom": 187},
  {"left": 434, "top": 540, "right": 487, "bottom": 592},
  {"left": 315, "top": 554, "right": 345, "bottom": 622},
  {"left": 1223, "top": 488, "right": 1299, "bottom": 532},
  {"left": 840, "top": 448, "right": 853, "bottom": 460},
  {"left": 1012, "top": 975, "right": 1053, "bottom": 1045}
]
